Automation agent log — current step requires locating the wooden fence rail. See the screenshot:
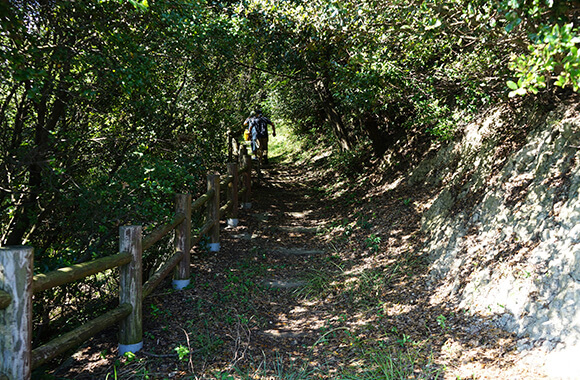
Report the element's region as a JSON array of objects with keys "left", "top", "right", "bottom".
[{"left": 0, "top": 148, "right": 254, "bottom": 380}]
